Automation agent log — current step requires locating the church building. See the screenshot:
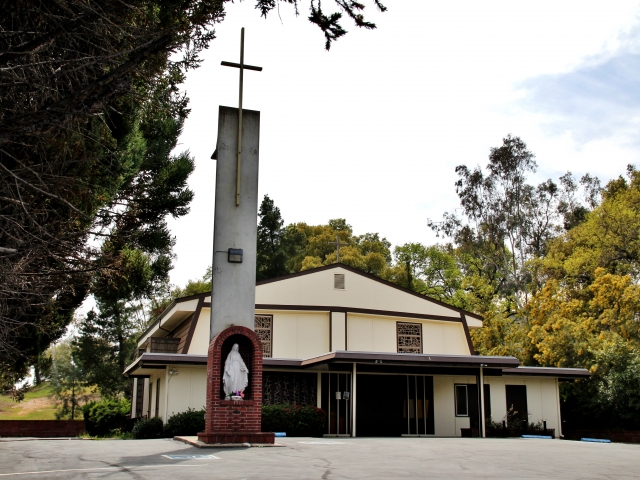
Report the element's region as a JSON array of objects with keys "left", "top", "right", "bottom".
[{"left": 124, "top": 263, "right": 588, "bottom": 437}]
